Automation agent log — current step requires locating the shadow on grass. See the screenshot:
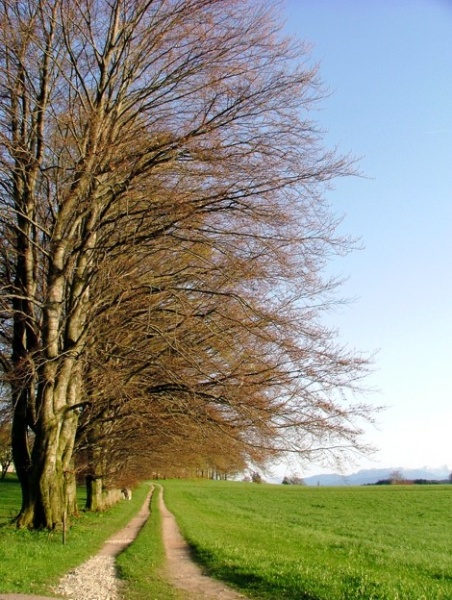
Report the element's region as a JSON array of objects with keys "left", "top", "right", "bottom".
[
  {"left": 0, "top": 476, "right": 20, "bottom": 526},
  {"left": 0, "top": 517, "right": 17, "bottom": 529},
  {"left": 188, "top": 544, "right": 322, "bottom": 600}
]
